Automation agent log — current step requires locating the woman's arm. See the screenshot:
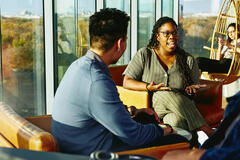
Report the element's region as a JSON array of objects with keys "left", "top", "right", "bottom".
[
  {"left": 216, "top": 37, "right": 225, "bottom": 60},
  {"left": 185, "top": 84, "right": 207, "bottom": 95},
  {"left": 123, "top": 75, "right": 171, "bottom": 92},
  {"left": 123, "top": 75, "right": 149, "bottom": 91},
  {"left": 123, "top": 48, "right": 171, "bottom": 91},
  {"left": 185, "top": 56, "right": 207, "bottom": 94}
]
